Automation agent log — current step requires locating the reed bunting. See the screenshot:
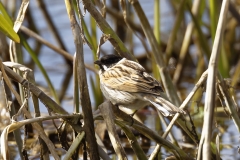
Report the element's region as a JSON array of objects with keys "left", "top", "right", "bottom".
[{"left": 94, "top": 54, "right": 185, "bottom": 116}]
